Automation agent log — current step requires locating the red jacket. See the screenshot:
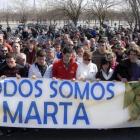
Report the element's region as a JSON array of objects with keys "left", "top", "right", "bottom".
[{"left": 53, "top": 59, "right": 78, "bottom": 80}]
